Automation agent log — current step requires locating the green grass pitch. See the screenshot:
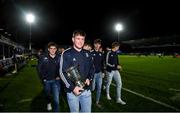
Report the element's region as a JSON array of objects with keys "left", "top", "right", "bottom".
[{"left": 0, "top": 55, "right": 180, "bottom": 112}]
